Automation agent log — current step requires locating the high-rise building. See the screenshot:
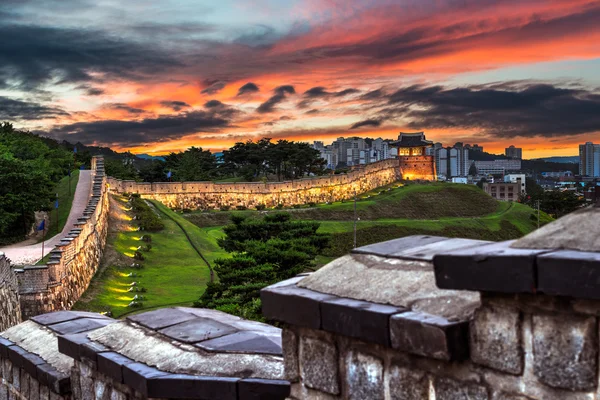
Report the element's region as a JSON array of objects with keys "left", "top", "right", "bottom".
[
  {"left": 505, "top": 145, "right": 523, "bottom": 159},
  {"left": 579, "top": 142, "right": 600, "bottom": 177},
  {"left": 433, "top": 143, "right": 470, "bottom": 178},
  {"left": 471, "top": 144, "right": 484, "bottom": 152}
]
